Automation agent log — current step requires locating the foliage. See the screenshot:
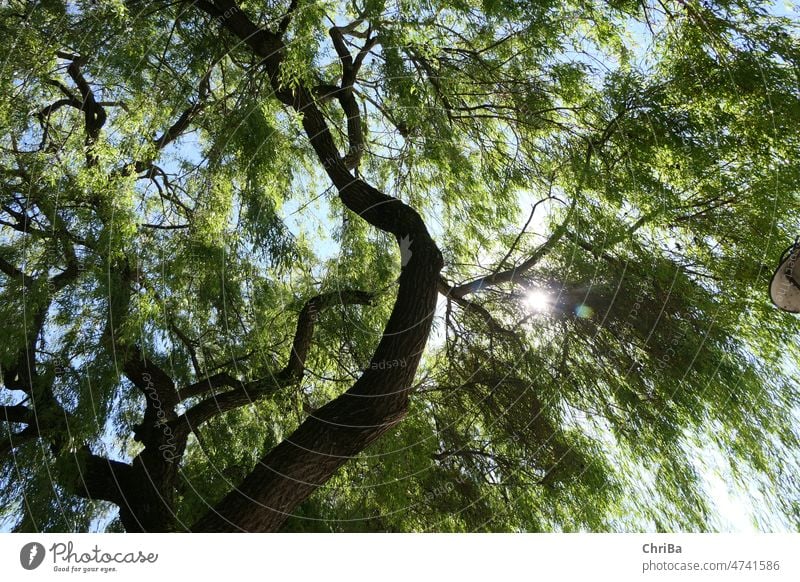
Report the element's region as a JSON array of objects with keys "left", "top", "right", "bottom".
[{"left": 1, "top": 0, "right": 799, "bottom": 532}]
